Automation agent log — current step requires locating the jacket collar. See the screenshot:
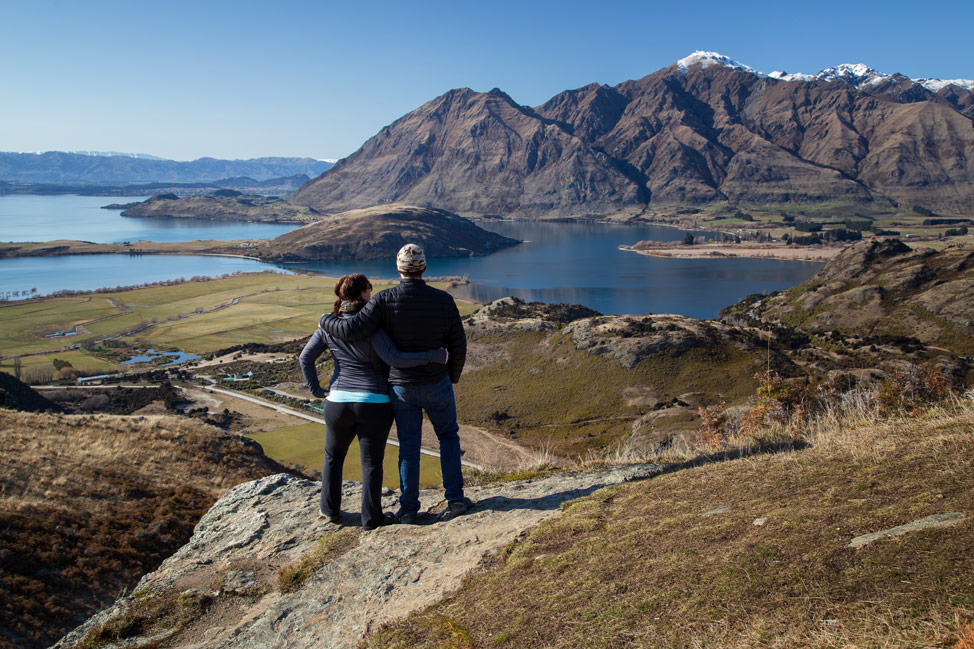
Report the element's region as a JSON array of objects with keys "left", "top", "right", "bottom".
[{"left": 399, "top": 278, "right": 426, "bottom": 286}]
